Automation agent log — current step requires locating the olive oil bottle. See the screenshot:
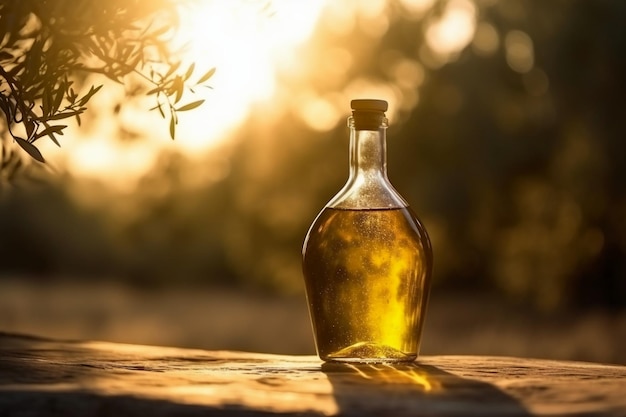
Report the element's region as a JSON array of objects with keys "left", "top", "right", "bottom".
[{"left": 302, "top": 99, "right": 432, "bottom": 363}]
